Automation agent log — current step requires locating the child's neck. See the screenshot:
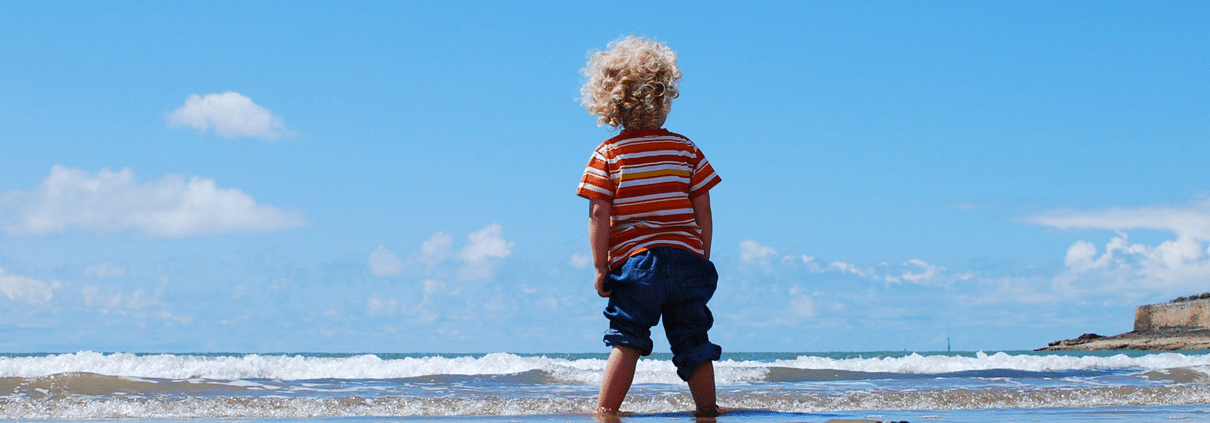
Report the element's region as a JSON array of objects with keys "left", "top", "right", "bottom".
[{"left": 623, "top": 126, "right": 664, "bottom": 132}]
